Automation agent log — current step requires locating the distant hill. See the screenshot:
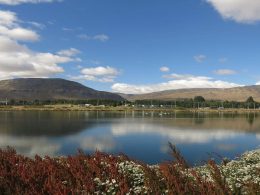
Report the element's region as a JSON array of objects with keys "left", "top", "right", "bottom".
[
  {"left": 0, "top": 78, "right": 124, "bottom": 101},
  {"left": 120, "top": 86, "right": 260, "bottom": 102}
]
